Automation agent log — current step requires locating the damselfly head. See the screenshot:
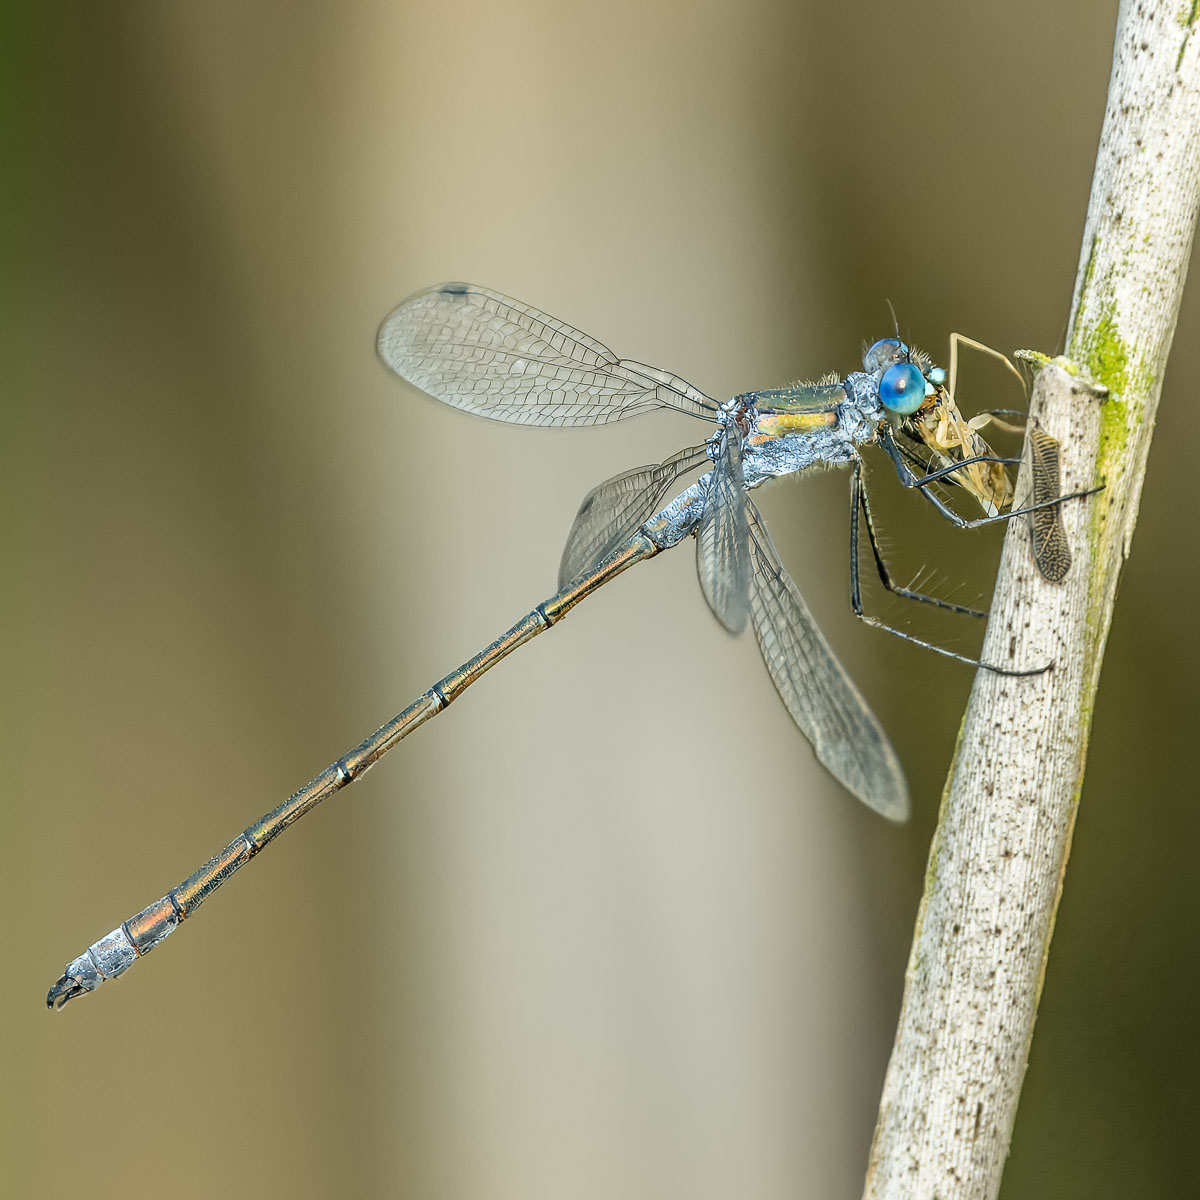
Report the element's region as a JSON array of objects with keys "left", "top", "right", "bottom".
[{"left": 863, "top": 338, "right": 943, "bottom": 418}]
